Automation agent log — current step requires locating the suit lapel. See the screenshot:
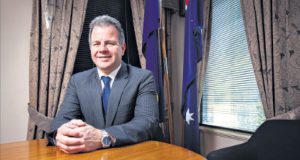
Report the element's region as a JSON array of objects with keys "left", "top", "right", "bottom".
[
  {"left": 90, "top": 68, "right": 106, "bottom": 128},
  {"left": 106, "top": 62, "right": 129, "bottom": 127}
]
